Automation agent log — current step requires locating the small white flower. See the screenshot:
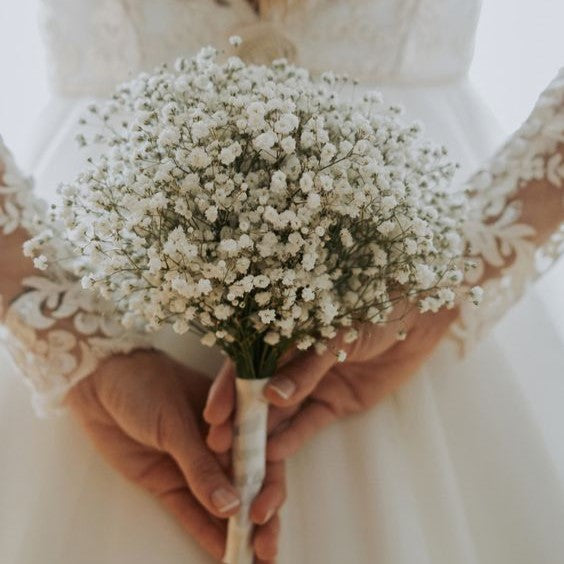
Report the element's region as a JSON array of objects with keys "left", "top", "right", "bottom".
[
  {"left": 280, "top": 137, "right": 296, "bottom": 154},
  {"left": 219, "top": 239, "right": 238, "bottom": 254},
  {"left": 197, "top": 278, "right": 212, "bottom": 295},
  {"left": 33, "top": 255, "right": 48, "bottom": 270},
  {"left": 299, "top": 173, "right": 314, "bottom": 193},
  {"left": 191, "top": 121, "right": 210, "bottom": 141},
  {"left": 173, "top": 319, "right": 189, "bottom": 334},
  {"left": 297, "top": 336, "right": 315, "bottom": 350},
  {"left": 205, "top": 205, "right": 219, "bottom": 223},
  {"left": 302, "top": 287, "right": 315, "bottom": 301},
  {"left": 158, "top": 127, "right": 180, "bottom": 148},
  {"left": 340, "top": 228, "right": 354, "bottom": 248},
  {"left": 201, "top": 332, "right": 217, "bottom": 347},
  {"left": 259, "top": 309, "right": 276, "bottom": 324},
  {"left": 219, "top": 141, "right": 241, "bottom": 165},
  {"left": 306, "top": 193, "right": 321, "bottom": 209},
  {"left": 344, "top": 329, "right": 358, "bottom": 344},
  {"left": 275, "top": 113, "right": 299, "bottom": 135},
  {"left": 264, "top": 331, "right": 280, "bottom": 346},
  {"left": 300, "top": 130, "right": 315, "bottom": 149},
  {"left": 255, "top": 292, "right": 271, "bottom": 306},
  {"left": 469, "top": 286, "right": 484, "bottom": 306},
  {"left": 254, "top": 131, "right": 277, "bottom": 152},
  {"left": 188, "top": 147, "right": 212, "bottom": 169},
  {"left": 214, "top": 304, "right": 233, "bottom": 320},
  {"left": 415, "top": 264, "right": 436, "bottom": 288}
]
